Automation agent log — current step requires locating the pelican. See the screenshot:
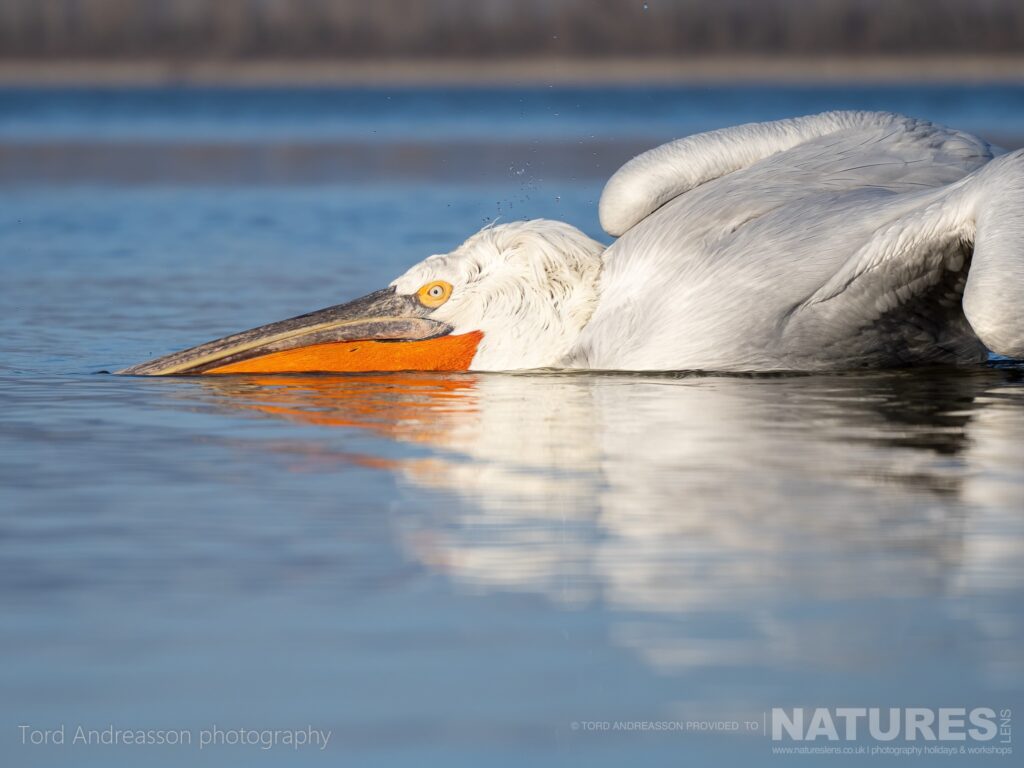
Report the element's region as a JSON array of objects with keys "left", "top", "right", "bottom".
[{"left": 121, "top": 111, "right": 1024, "bottom": 375}]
